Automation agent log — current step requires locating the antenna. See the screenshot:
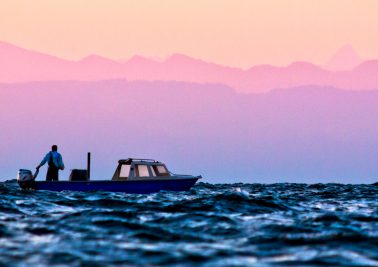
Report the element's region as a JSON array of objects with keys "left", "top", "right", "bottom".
[{"left": 87, "top": 152, "right": 91, "bottom": 180}]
